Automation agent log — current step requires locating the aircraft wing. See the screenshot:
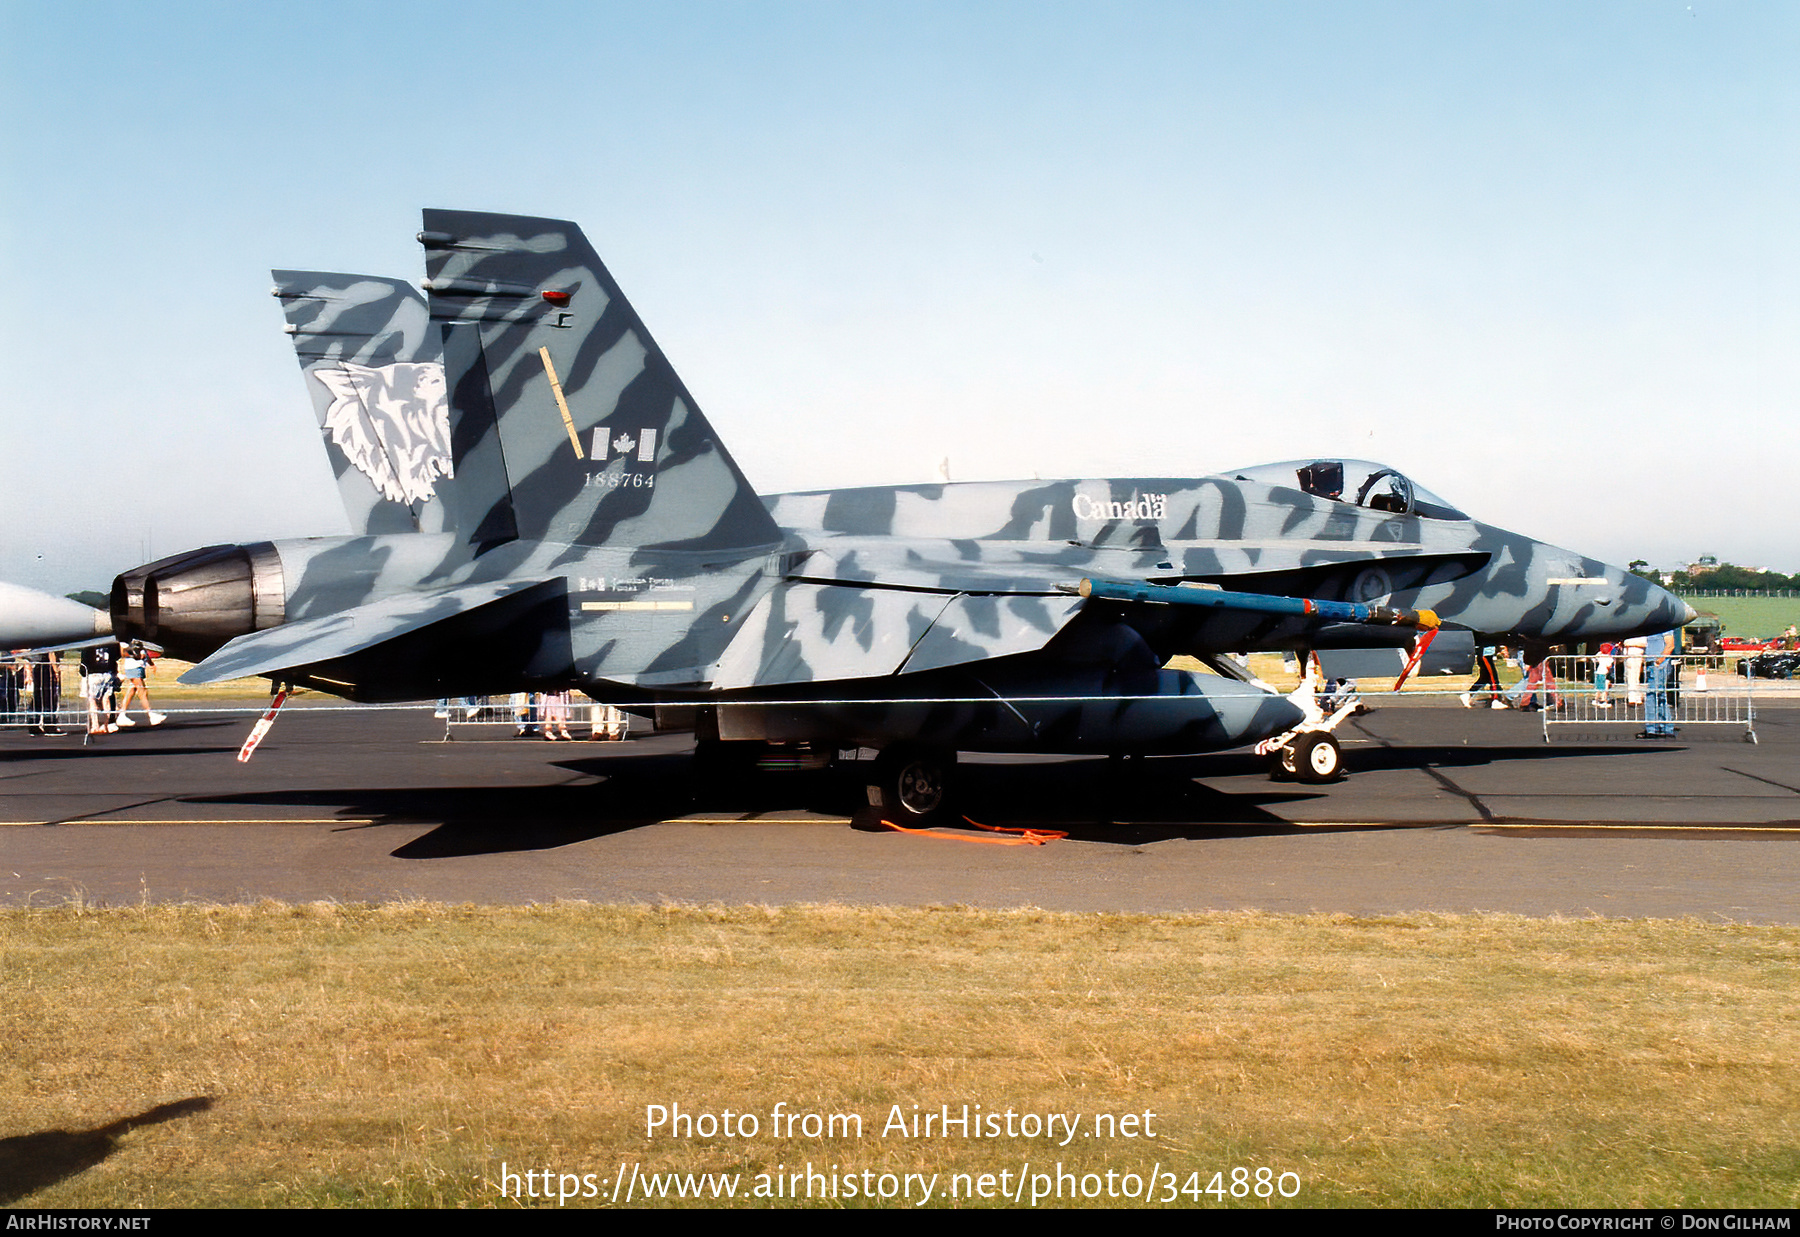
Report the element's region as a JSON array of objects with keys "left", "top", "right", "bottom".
[
  {"left": 711, "top": 582, "right": 1086, "bottom": 689},
  {"left": 708, "top": 545, "right": 1097, "bottom": 689},
  {"left": 711, "top": 541, "right": 1456, "bottom": 689}
]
